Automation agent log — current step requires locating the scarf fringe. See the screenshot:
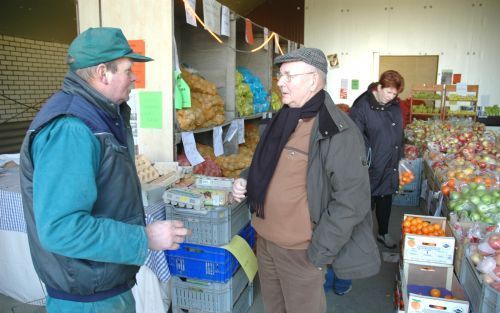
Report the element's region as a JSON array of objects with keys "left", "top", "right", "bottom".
[{"left": 249, "top": 200, "right": 265, "bottom": 219}]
